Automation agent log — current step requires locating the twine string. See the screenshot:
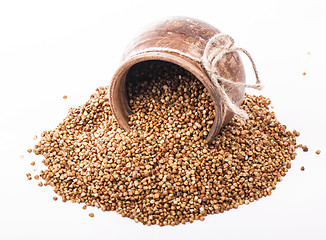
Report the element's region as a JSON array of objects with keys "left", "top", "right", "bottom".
[{"left": 201, "top": 34, "right": 262, "bottom": 119}]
